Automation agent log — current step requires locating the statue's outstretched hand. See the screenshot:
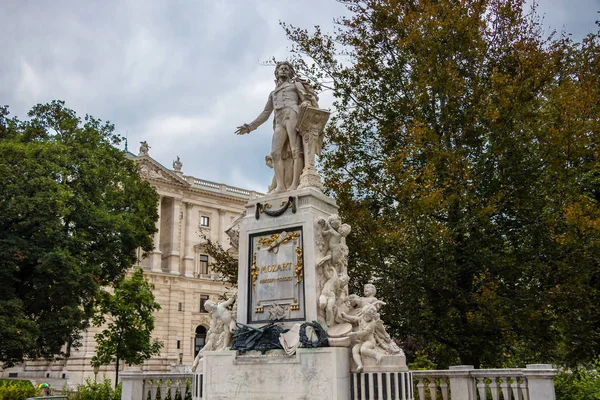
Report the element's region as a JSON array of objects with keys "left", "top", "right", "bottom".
[{"left": 235, "top": 124, "right": 251, "bottom": 135}]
